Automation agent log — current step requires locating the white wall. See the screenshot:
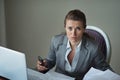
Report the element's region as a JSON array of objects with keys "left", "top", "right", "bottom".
[
  {"left": 0, "top": 0, "right": 6, "bottom": 47},
  {"left": 5, "top": 0, "right": 120, "bottom": 74}
]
